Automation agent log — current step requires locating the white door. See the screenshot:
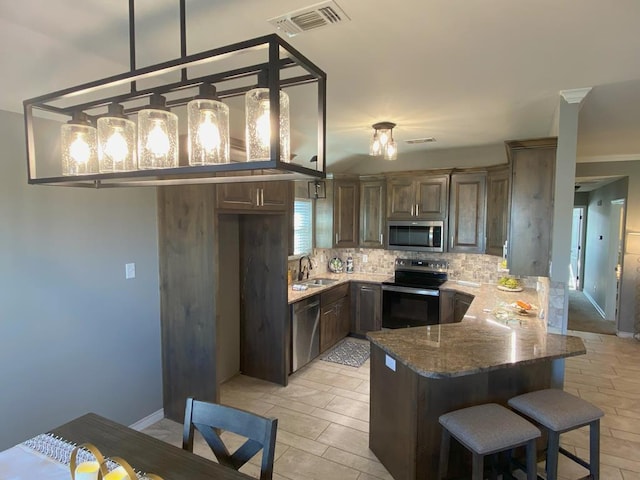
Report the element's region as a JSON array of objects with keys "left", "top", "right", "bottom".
[
  {"left": 605, "top": 200, "right": 624, "bottom": 322},
  {"left": 569, "top": 207, "right": 584, "bottom": 290}
]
